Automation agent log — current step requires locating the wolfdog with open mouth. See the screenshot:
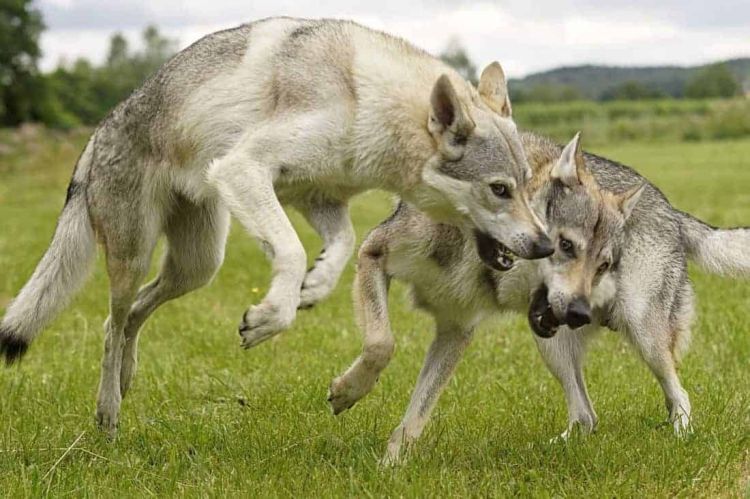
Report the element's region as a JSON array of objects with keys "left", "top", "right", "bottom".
[{"left": 330, "top": 131, "right": 749, "bottom": 463}]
